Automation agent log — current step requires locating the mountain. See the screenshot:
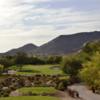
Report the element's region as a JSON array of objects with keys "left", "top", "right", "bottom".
[
  {"left": 0, "top": 43, "right": 38, "bottom": 56},
  {"left": 34, "top": 31, "right": 100, "bottom": 55},
  {"left": 0, "top": 31, "right": 100, "bottom": 56}
]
